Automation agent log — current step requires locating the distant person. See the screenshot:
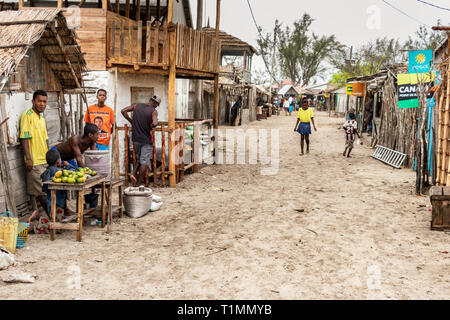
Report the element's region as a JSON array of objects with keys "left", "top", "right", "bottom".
[
  {"left": 230, "top": 96, "right": 242, "bottom": 125},
  {"left": 121, "top": 95, "right": 160, "bottom": 186},
  {"left": 20, "top": 90, "right": 49, "bottom": 215},
  {"left": 343, "top": 112, "right": 361, "bottom": 158},
  {"left": 84, "top": 89, "right": 114, "bottom": 150},
  {"left": 294, "top": 98, "right": 317, "bottom": 155},
  {"left": 283, "top": 98, "right": 290, "bottom": 116}
]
